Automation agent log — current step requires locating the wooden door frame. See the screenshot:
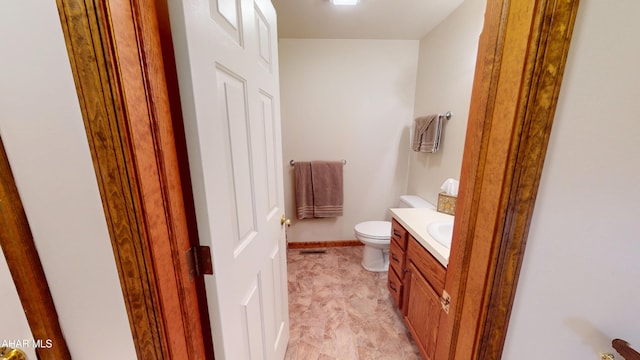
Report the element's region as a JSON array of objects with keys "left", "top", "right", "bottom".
[
  {"left": 56, "top": 0, "right": 210, "bottom": 358},
  {"left": 0, "top": 137, "right": 71, "bottom": 360},
  {"left": 436, "top": 0, "right": 579, "bottom": 359},
  {"left": 437, "top": 1, "right": 579, "bottom": 359},
  {"left": 54, "top": 0, "right": 580, "bottom": 359}
]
